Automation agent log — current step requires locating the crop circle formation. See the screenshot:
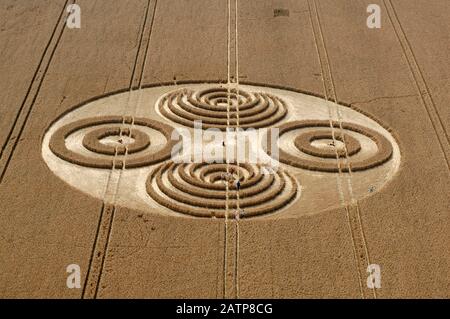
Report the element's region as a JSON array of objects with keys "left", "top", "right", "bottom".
[
  {"left": 42, "top": 83, "right": 400, "bottom": 218},
  {"left": 265, "top": 120, "right": 393, "bottom": 172},
  {"left": 158, "top": 87, "right": 288, "bottom": 130},
  {"left": 49, "top": 116, "right": 177, "bottom": 169},
  {"left": 146, "top": 161, "right": 298, "bottom": 218}
]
